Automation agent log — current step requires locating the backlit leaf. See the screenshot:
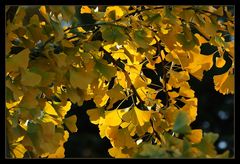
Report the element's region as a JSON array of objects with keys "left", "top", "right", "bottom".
[
  {"left": 122, "top": 106, "right": 152, "bottom": 126},
  {"left": 173, "top": 111, "right": 191, "bottom": 134},
  {"left": 81, "top": 6, "right": 92, "bottom": 14},
  {"left": 21, "top": 70, "right": 42, "bottom": 87},
  {"left": 64, "top": 115, "right": 78, "bottom": 133},
  {"left": 187, "top": 129, "right": 202, "bottom": 143}
]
